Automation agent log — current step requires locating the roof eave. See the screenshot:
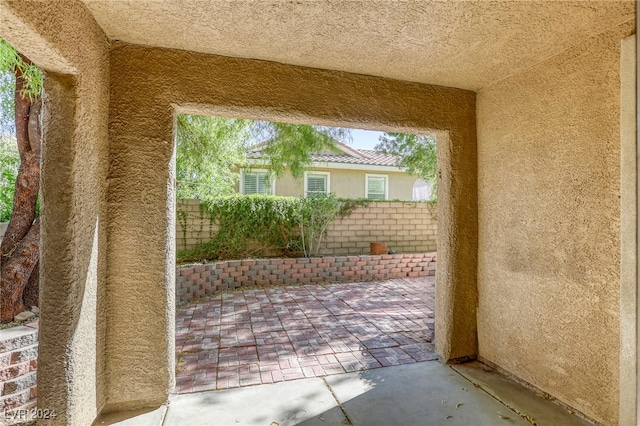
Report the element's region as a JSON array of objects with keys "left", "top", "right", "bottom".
[{"left": 246, "top": 158, "right": 406, "bottom": 173}]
